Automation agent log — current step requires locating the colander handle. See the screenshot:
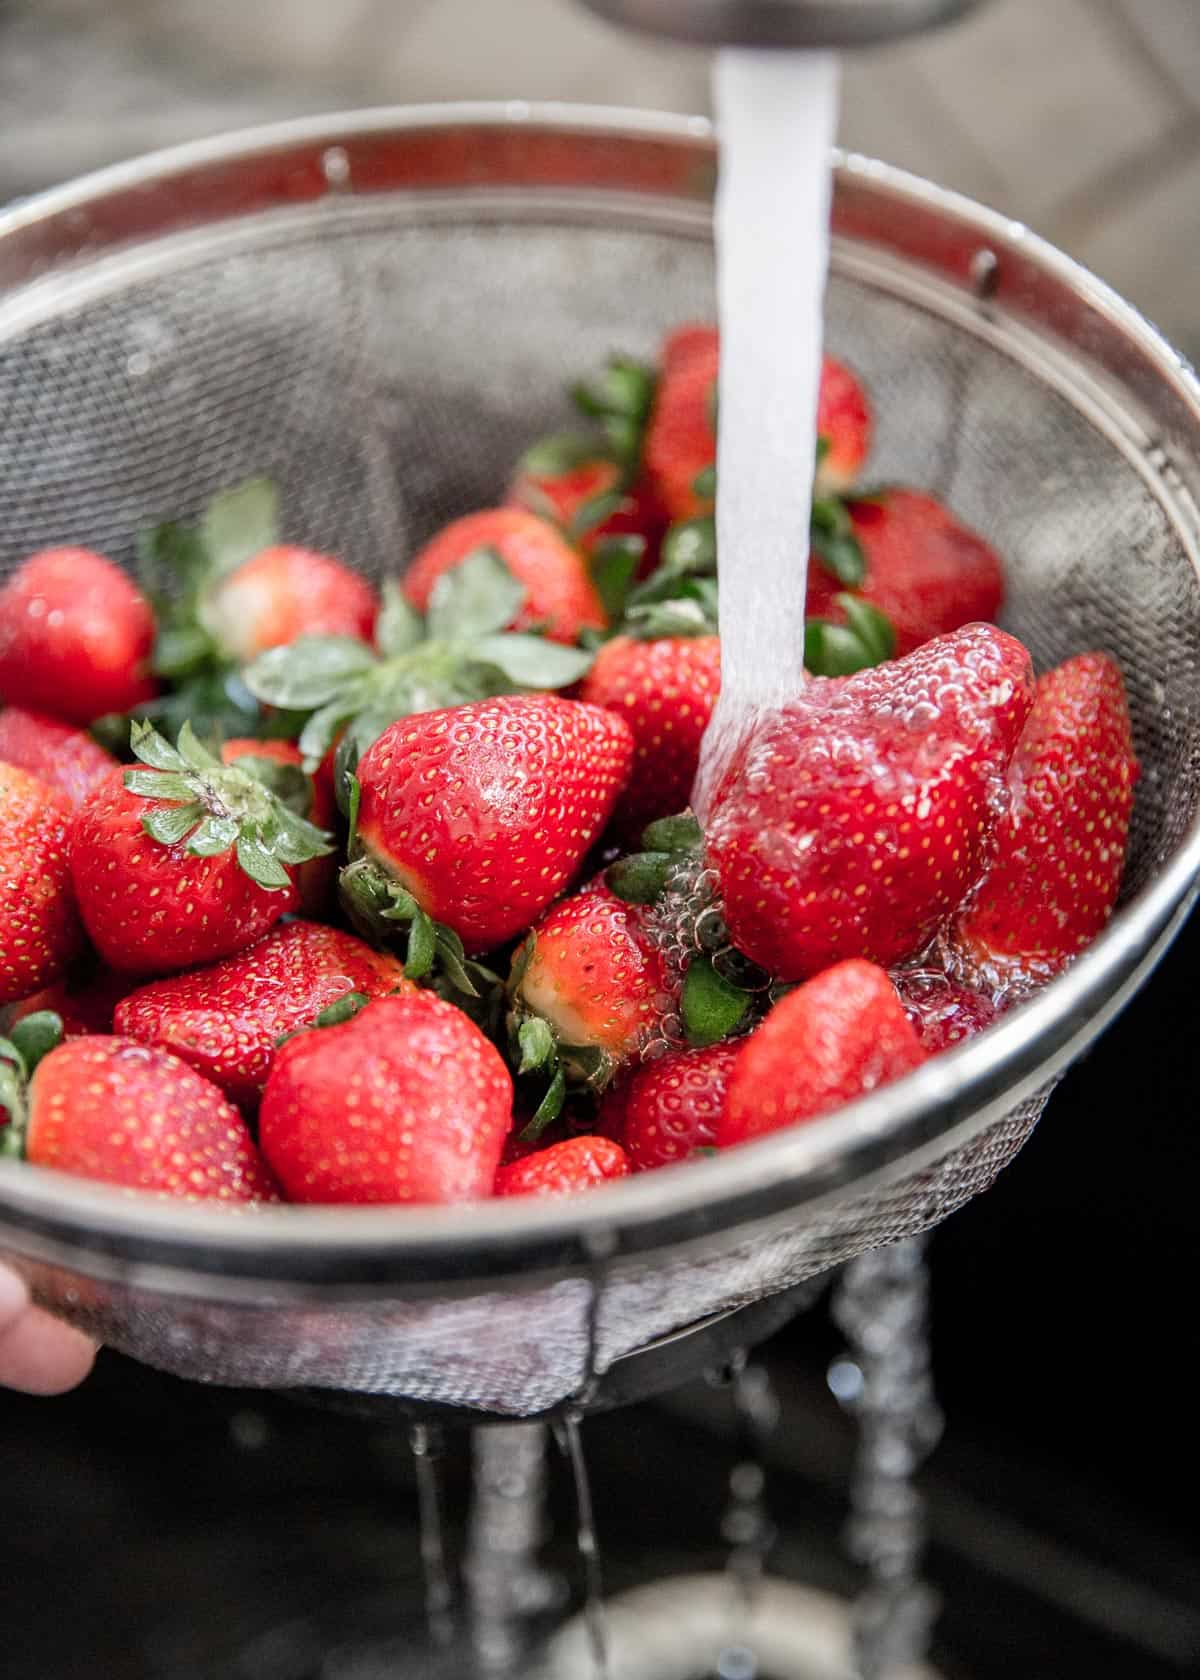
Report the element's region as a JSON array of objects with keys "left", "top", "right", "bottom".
[{"left": 576, "top": 0, "right": 988, "bottom": 47}]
